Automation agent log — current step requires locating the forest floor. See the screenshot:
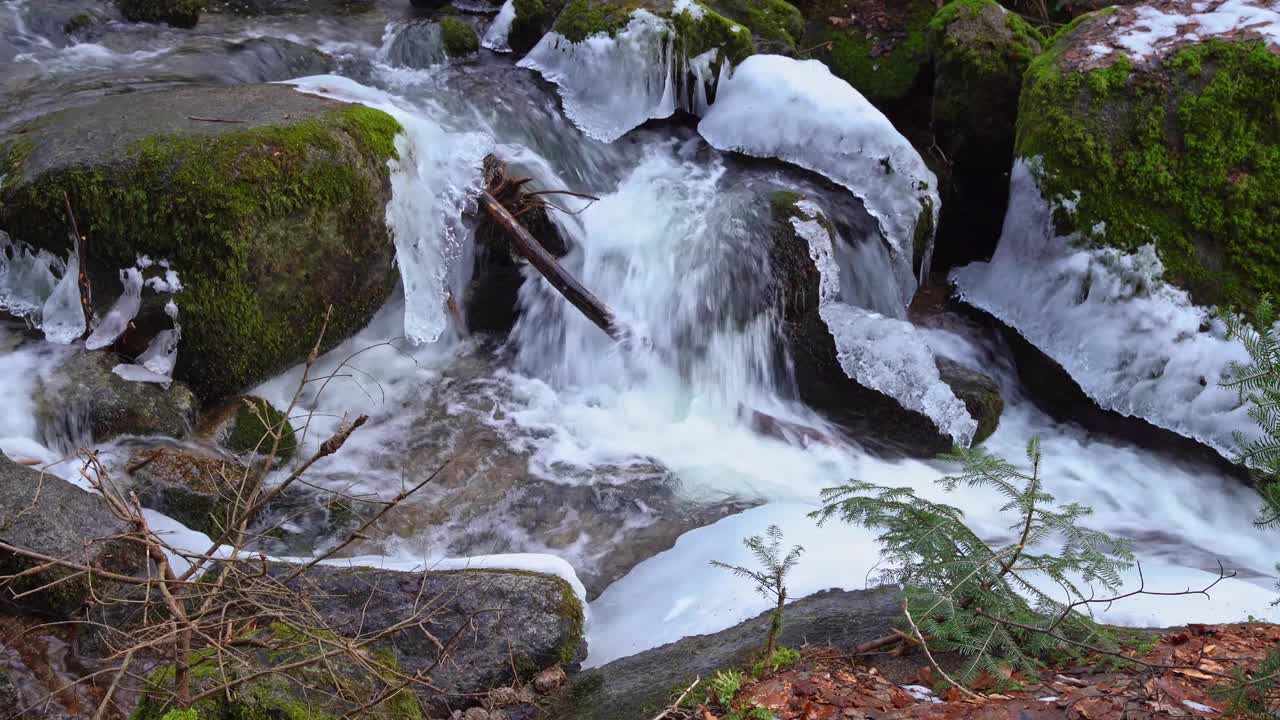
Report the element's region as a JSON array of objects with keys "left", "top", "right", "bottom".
[{"left": 702, "top": 623, "right": 1280, "bottom": 720}]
